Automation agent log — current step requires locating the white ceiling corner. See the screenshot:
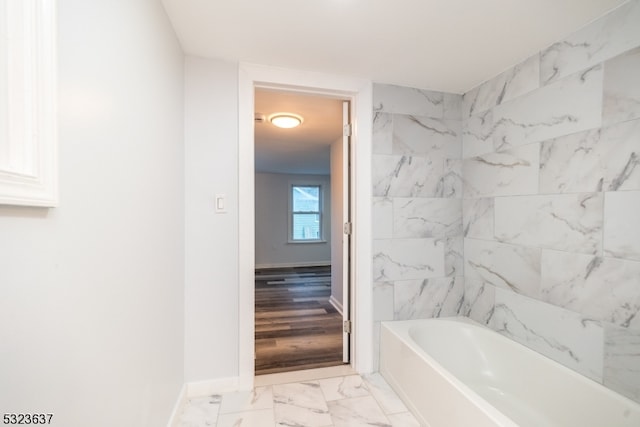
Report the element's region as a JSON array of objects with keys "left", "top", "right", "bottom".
[
  {"left": 161, "top": 0, "right": 628, "bottom": 174},
  {"left": 161, "top": 0, "right": 627, "bottom": 94}
]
